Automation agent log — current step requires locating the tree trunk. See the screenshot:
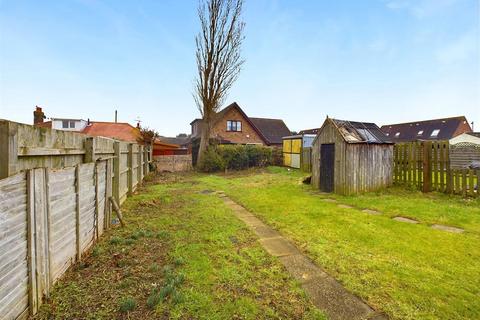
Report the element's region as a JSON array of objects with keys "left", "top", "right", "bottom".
[{"left": 197, "top": 122, "right": 211, "bottom": 166}]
